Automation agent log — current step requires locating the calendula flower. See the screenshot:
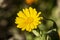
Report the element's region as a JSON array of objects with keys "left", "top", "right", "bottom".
[
  {"left": 25, "top": 0, "right": 38, "bottom": 5},
  {"left": 15, "top": 7, "right": 43, "bottom": 32}
]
